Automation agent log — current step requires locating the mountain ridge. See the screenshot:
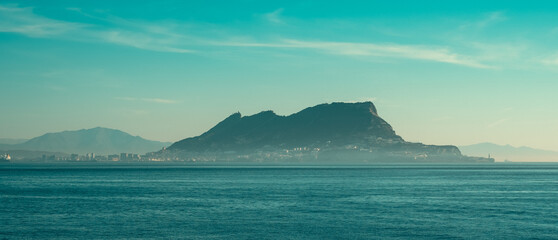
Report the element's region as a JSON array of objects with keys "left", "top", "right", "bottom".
[
  {"left": 169, "top": 102, "right": 403, "bottom": 152},
  {"left": 460, "top": 142, "right": 558, "bottom": 162},
  {"left": 163, "top": 102, "right": 489, "bottom": 163}
]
